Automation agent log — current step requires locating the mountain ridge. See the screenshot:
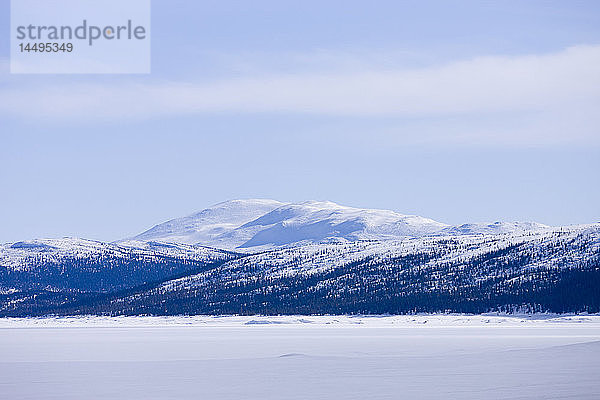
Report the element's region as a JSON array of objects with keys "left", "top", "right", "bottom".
[
  {"left": 131, "top": 199, "right": 550, "bottom": 249},
  {"left": 2, "top": 223, "right": 598, "bottom": 316}
]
